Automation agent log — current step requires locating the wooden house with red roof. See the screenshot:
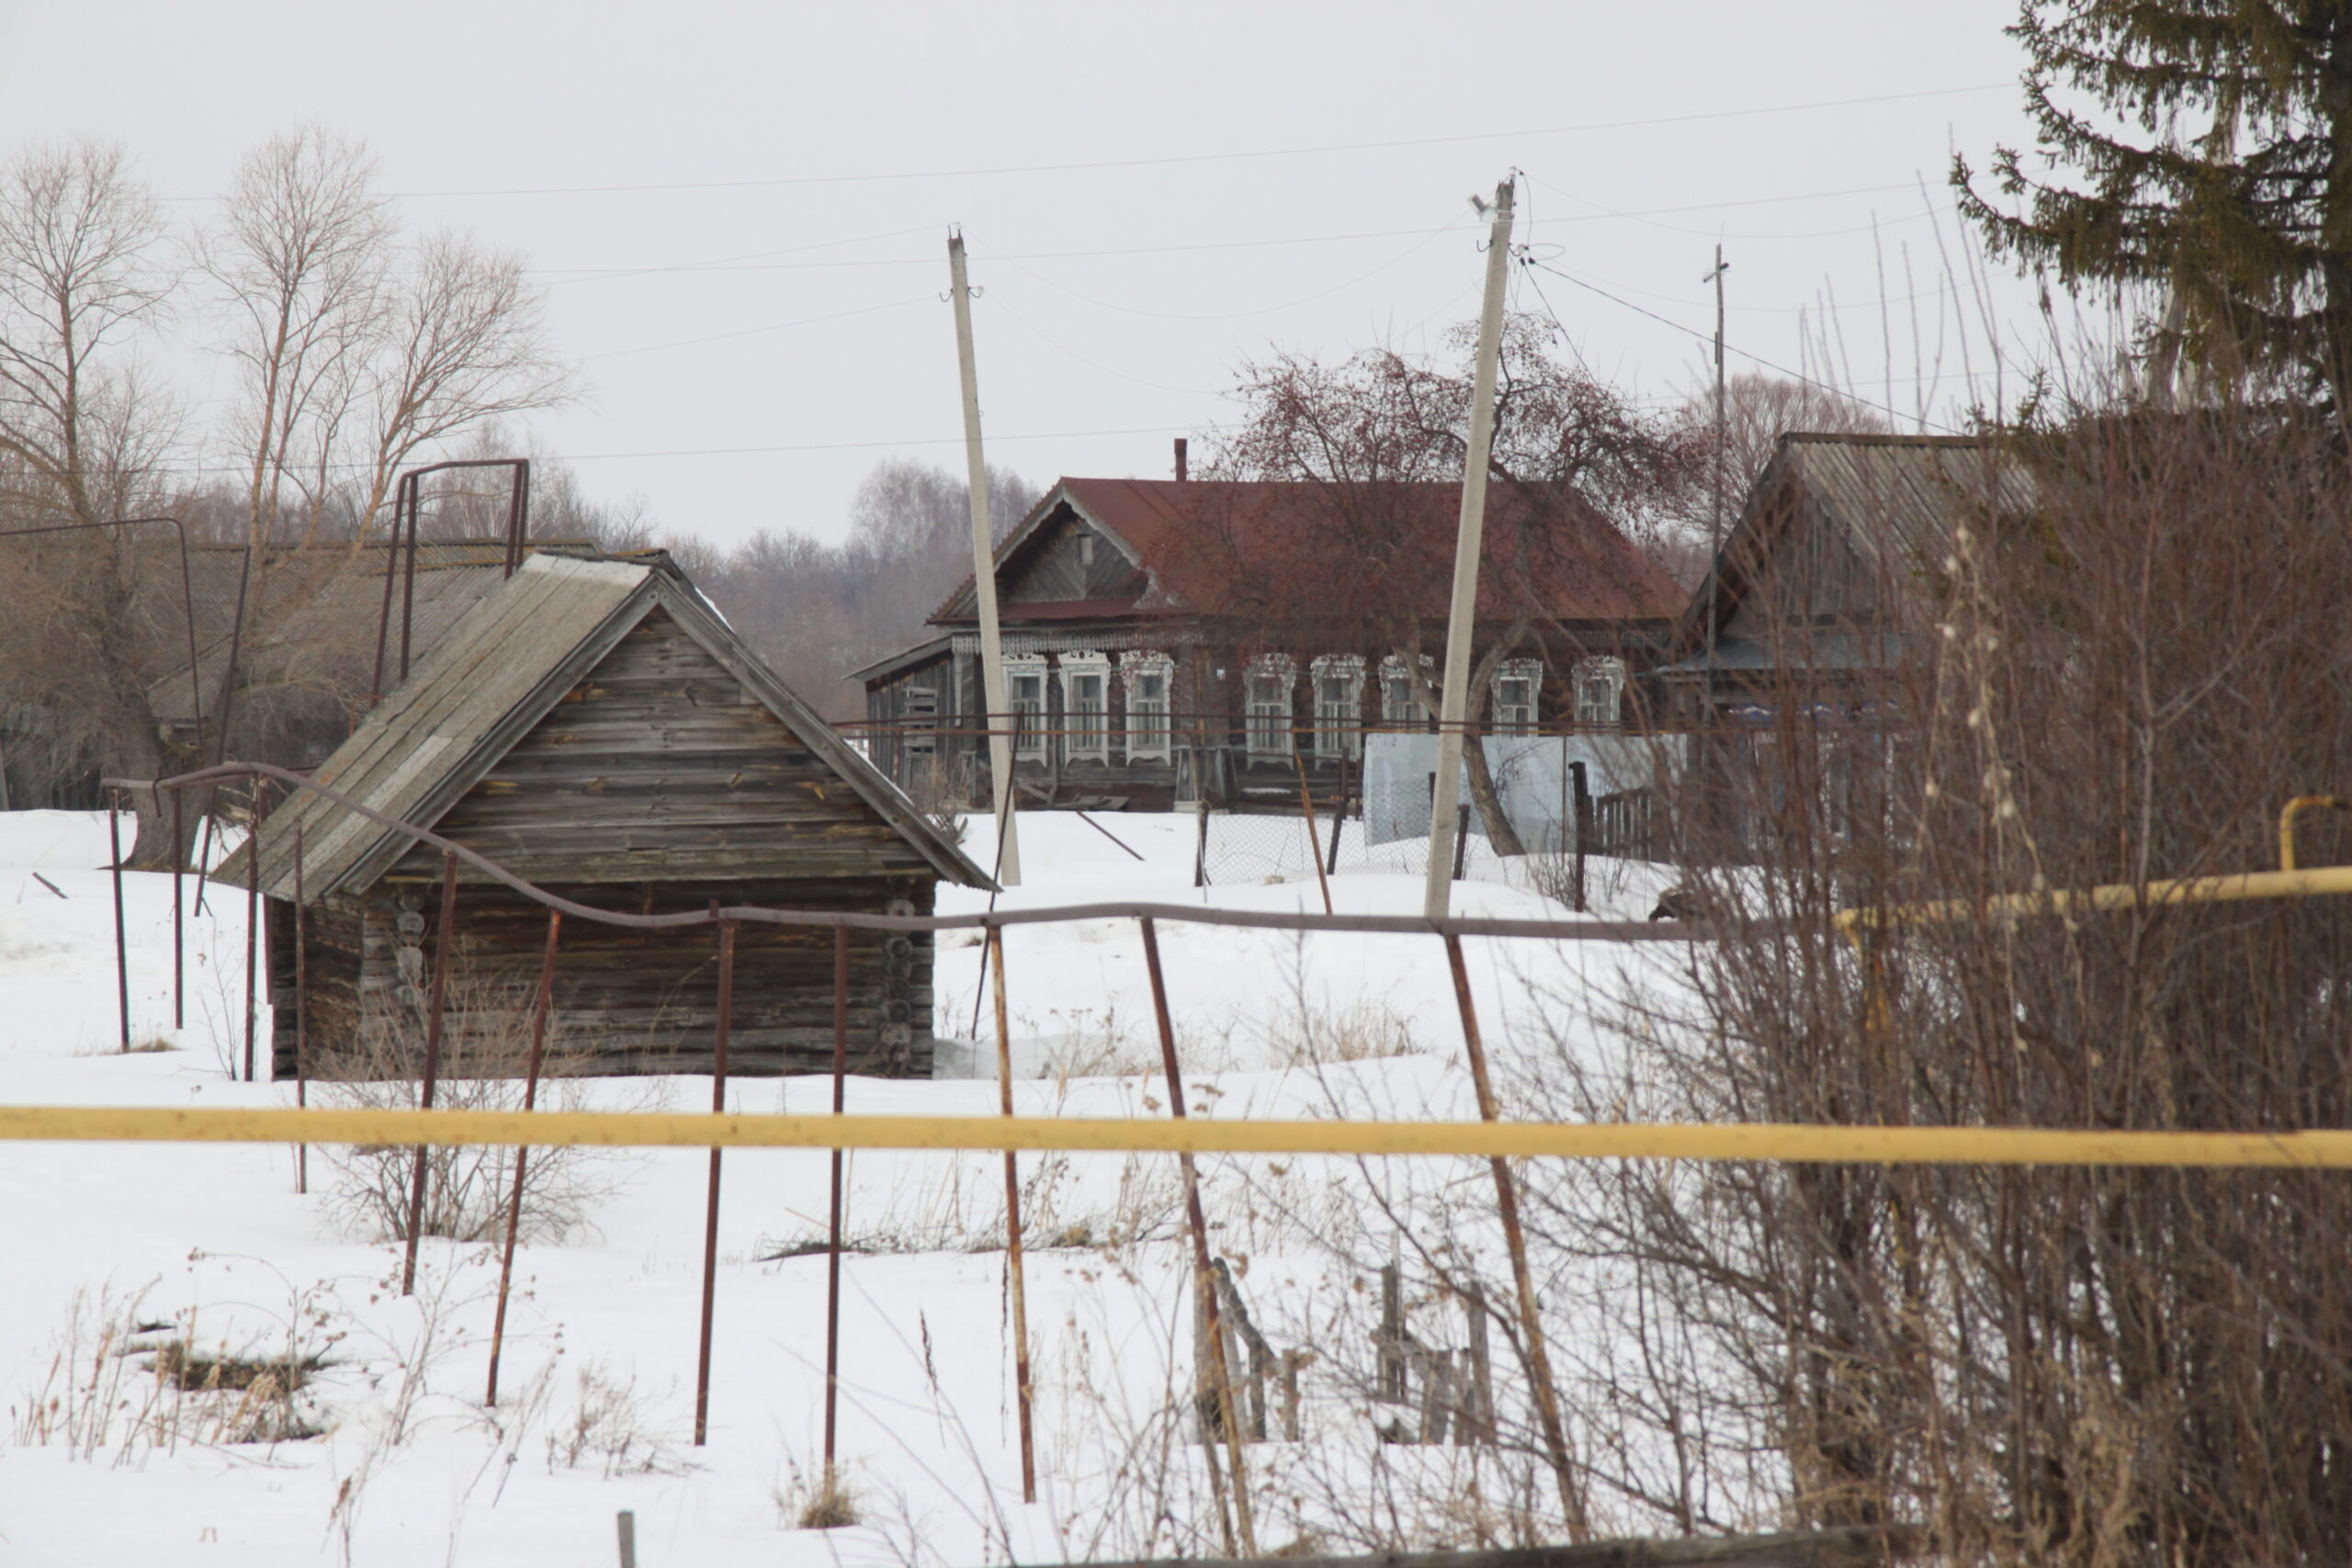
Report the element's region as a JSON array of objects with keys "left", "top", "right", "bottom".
[{"left": 855, "top": 472, "right": 1681, "bottom": 810}]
